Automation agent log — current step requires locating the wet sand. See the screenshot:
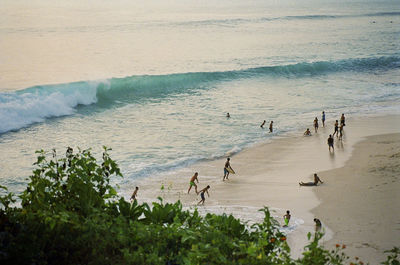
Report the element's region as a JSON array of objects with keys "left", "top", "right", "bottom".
[
  {"left": 313, "top": 133, "right": 400, "bottom": 264},
  {"left": 132, "top": 114, "right": 400, "bottom": 259}
]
